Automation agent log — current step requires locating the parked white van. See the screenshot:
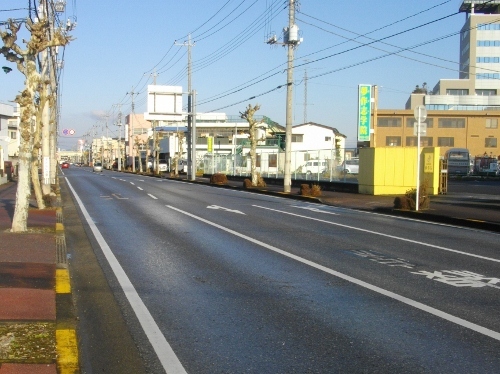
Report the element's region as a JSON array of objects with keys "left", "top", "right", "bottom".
[{"left": 303, "top": 160, "right": 327, "bottom": 174}]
